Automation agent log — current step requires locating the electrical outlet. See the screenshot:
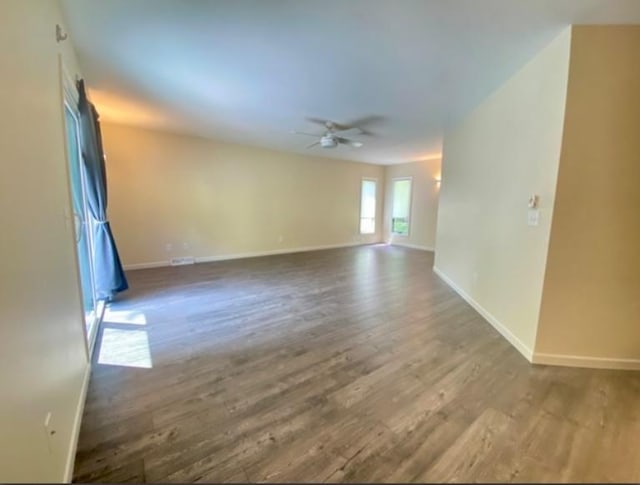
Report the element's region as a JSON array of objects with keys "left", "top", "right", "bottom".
[
  {"left": 170, "top": 256, "right": 195, "bottom": 266},
  {"left": 183, "top": 242, "right": 190, "bottom": 250},
  {"left": 165, "top": 243, "right": 173, "bottom": 252},
  {"left": 278, "top": 235, "right": 284, "bottom": 243}
]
